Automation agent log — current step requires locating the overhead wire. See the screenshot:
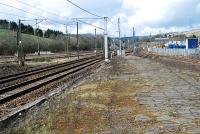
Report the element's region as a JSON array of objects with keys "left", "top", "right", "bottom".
[
  {"left": 0, "top": 11, "right": 50, "bottom": 33},
  {"left": 0, "top": 2, "right": 68, "bottom": 26},
  {"left": 16, "top": 0, "right": 105, "bottom": 27},
  {"left": 71, "top": 17, "right": 103, "bottom": 20},
  {"left": 0, "top": 2, "right": 45, "bottom": 19},
  {"left": 108, "top": 18, "right": 117, "bottom": 26},
  {"left": 76, "top": 19, "right": 104, "bottom": 31},
  {"left": 38, "top": 26, "right": 50, "bottom": 31},
  {"left": 65, "top": 0, "right": 102, "bottom": 18},
  {"left": 0, "top": 1, "right": 108, "bottom": 35},
  {"left": 21, "top": 19, "right": 44, "bottom": 33},
  {"left": 0, "top": 11, "right": 34, "bottom": 20},
  {"left": 15, "top": 0, "right": 60, "bottom": 17},
  {"left": 14, "top": 0, "right": 68, "bottom": 26}
]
